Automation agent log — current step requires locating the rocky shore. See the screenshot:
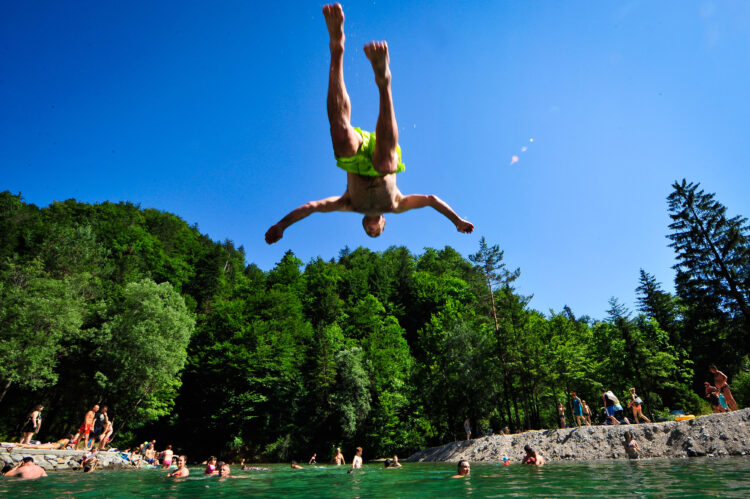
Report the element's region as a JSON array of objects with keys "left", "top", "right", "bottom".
[
  {"left": 406, "top": 408, "right": 750, "bottom": 463},
  {"left": 0, "top": 448, "right": 131, "bottom": 471}
]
